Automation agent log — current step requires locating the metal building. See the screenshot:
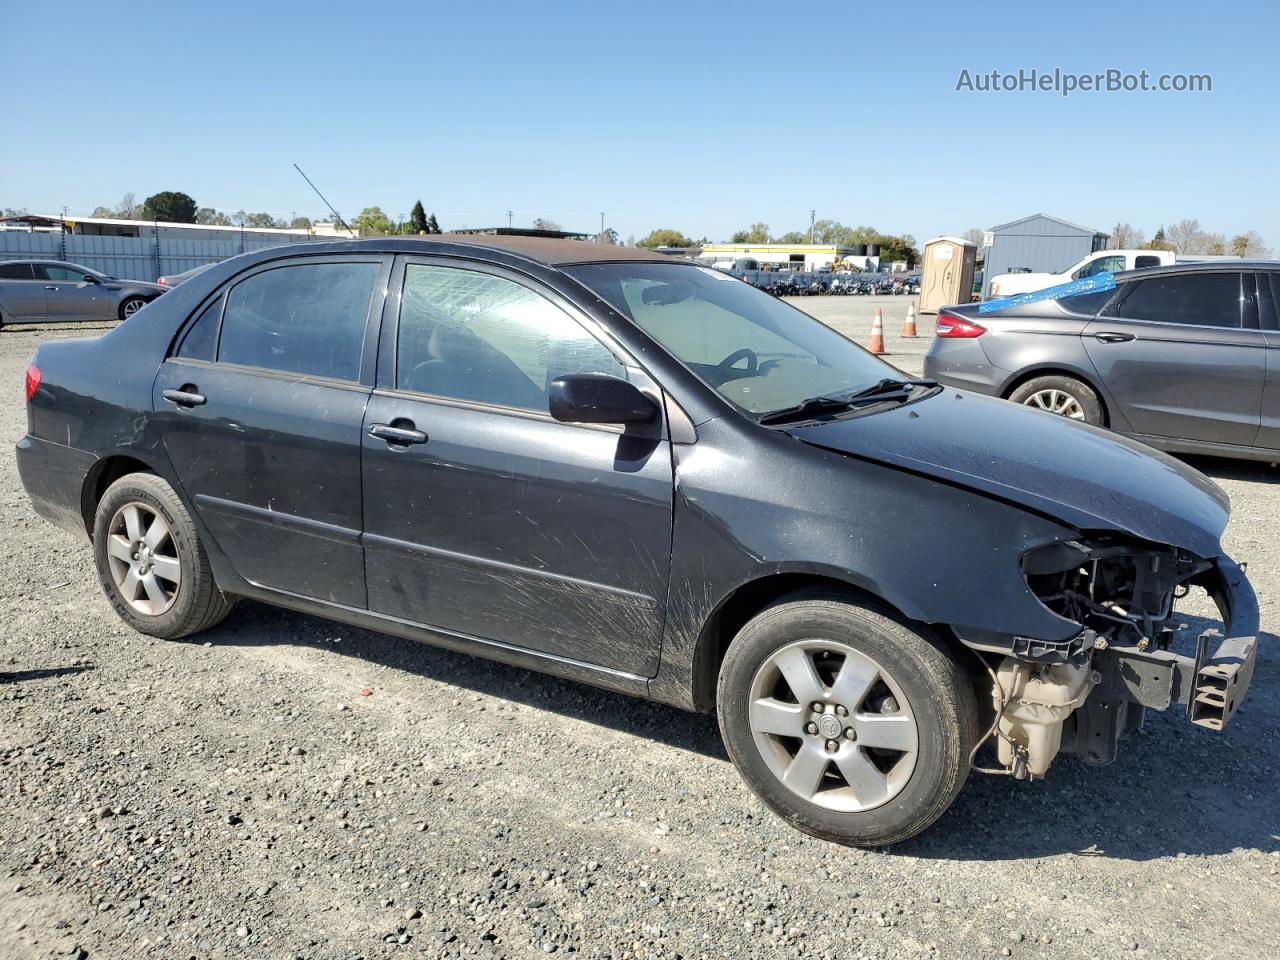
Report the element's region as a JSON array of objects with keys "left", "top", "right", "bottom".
[{"left": 980, "top": 214, "right": 1109, "bottom": 298}]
